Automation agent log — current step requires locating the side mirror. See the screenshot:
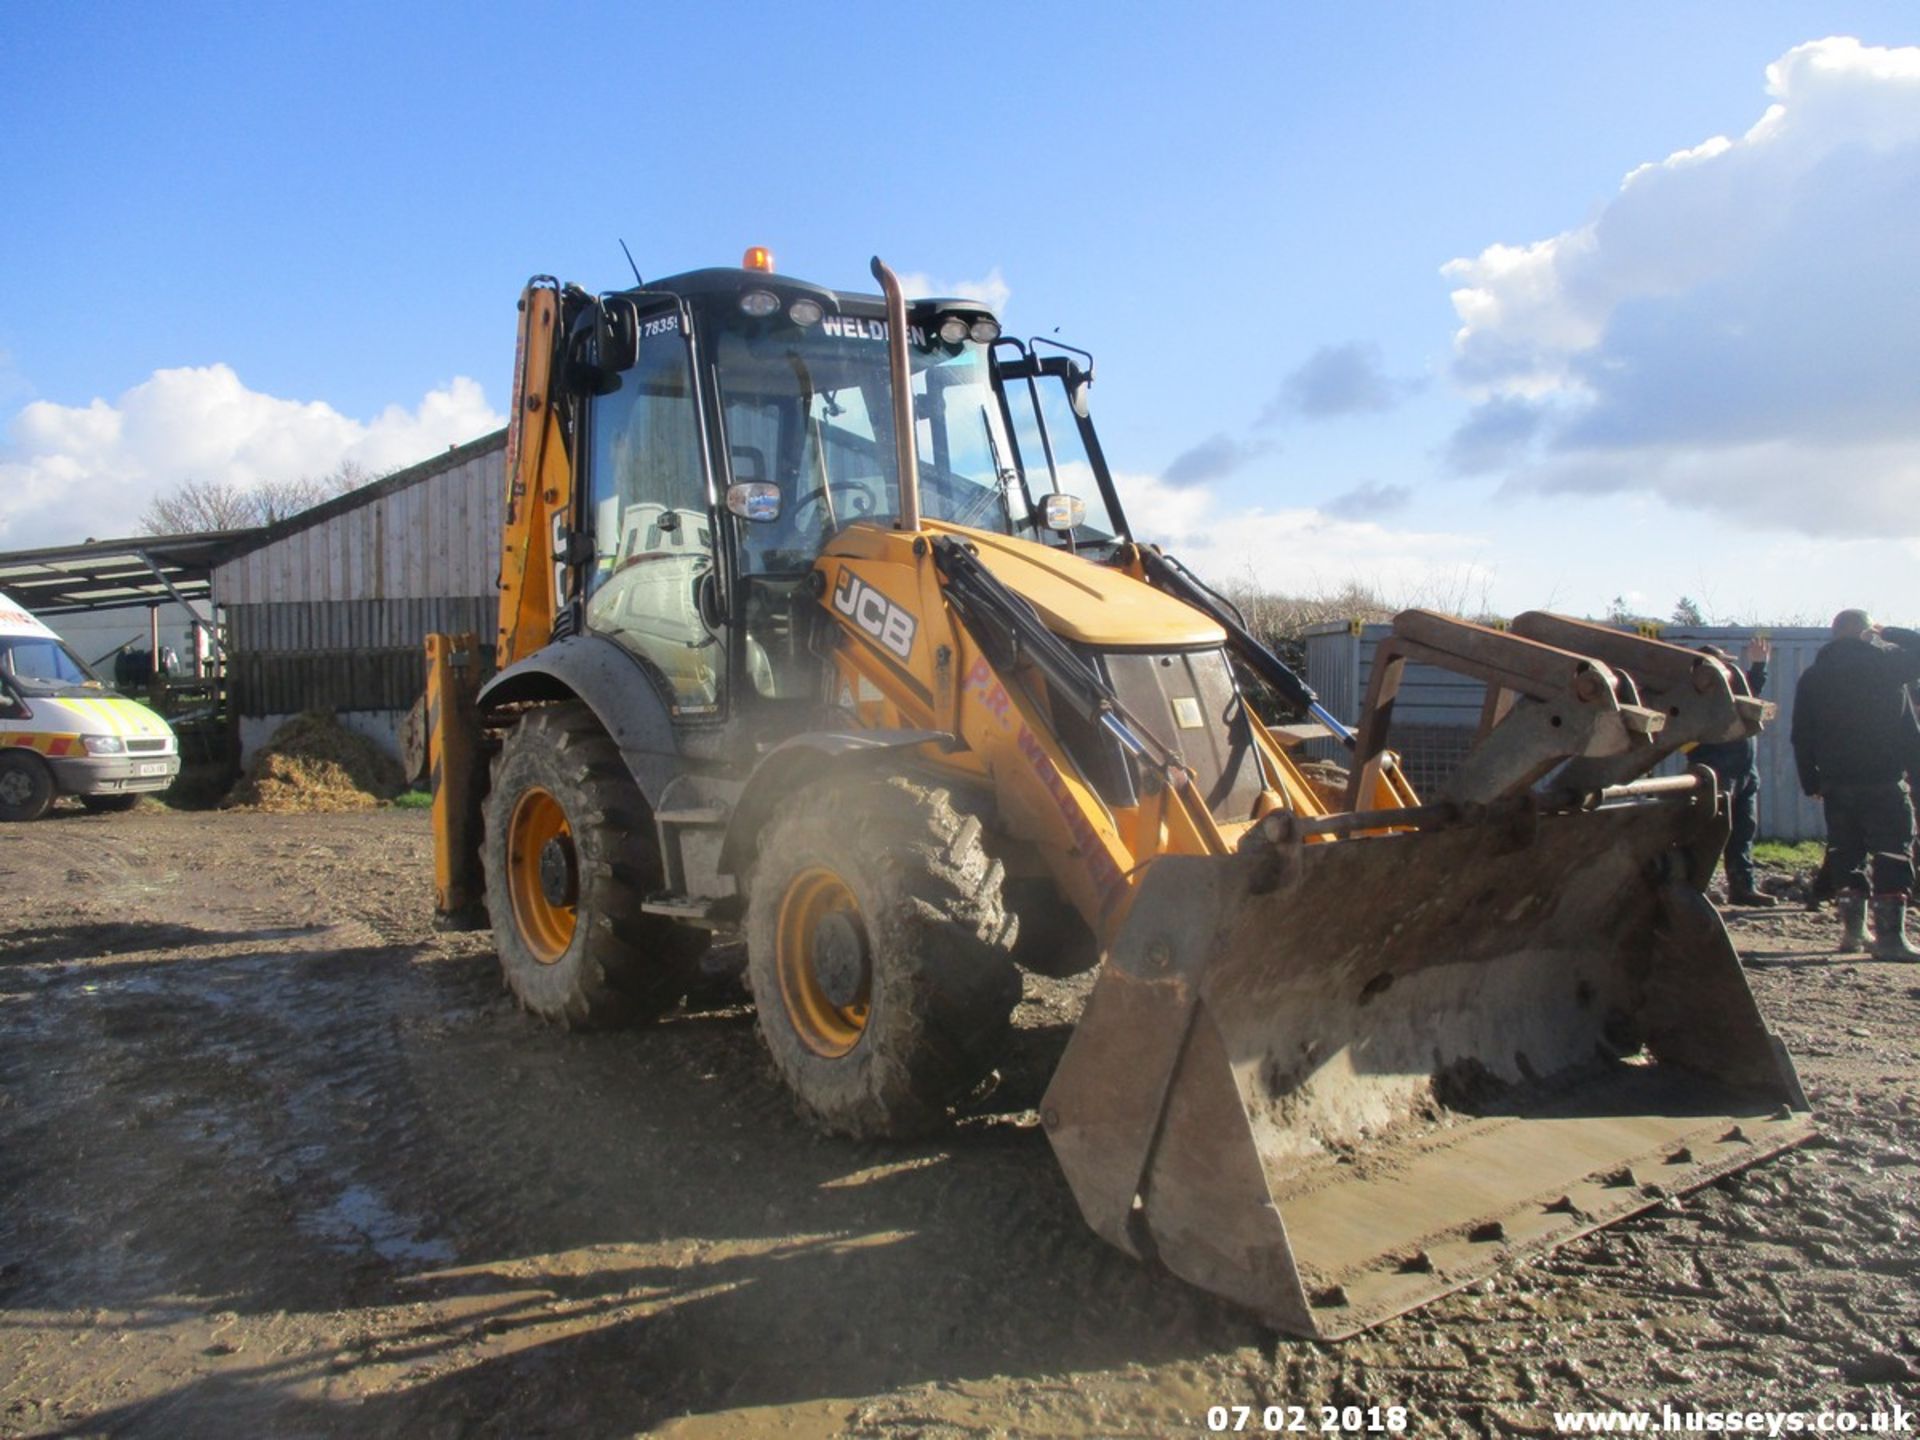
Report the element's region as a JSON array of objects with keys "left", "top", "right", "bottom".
[
  {"left": 1041, "top": 493, "right": 1087, "bottom": 532},
  {"left": 727, "top": 482, "right": 781, "bottom": 523}
]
